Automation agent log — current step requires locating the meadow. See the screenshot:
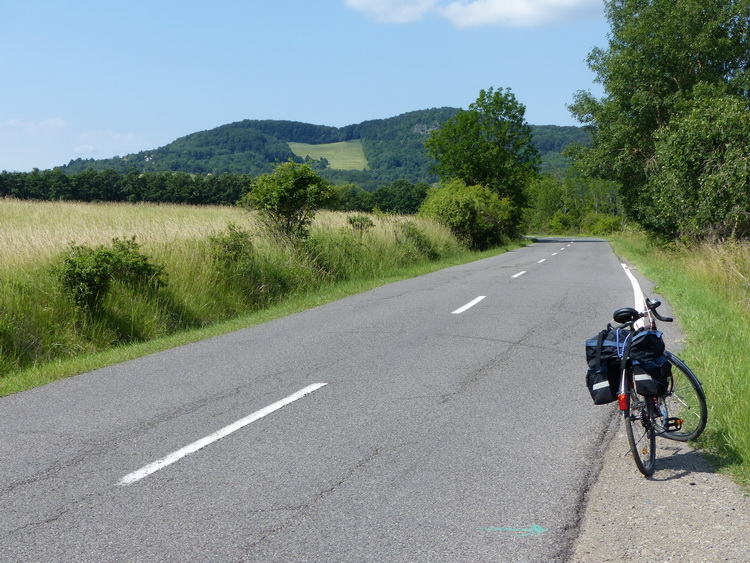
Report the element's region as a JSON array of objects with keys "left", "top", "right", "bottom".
[
  {"left": 0, "top": 198, "right": 493, "bottom": 395},
  {"left": 287, "top": 140, "right": 370, "bottom": 170},
  {"left": 612, "top": 234, "right": 750, "bottom": 488}
]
